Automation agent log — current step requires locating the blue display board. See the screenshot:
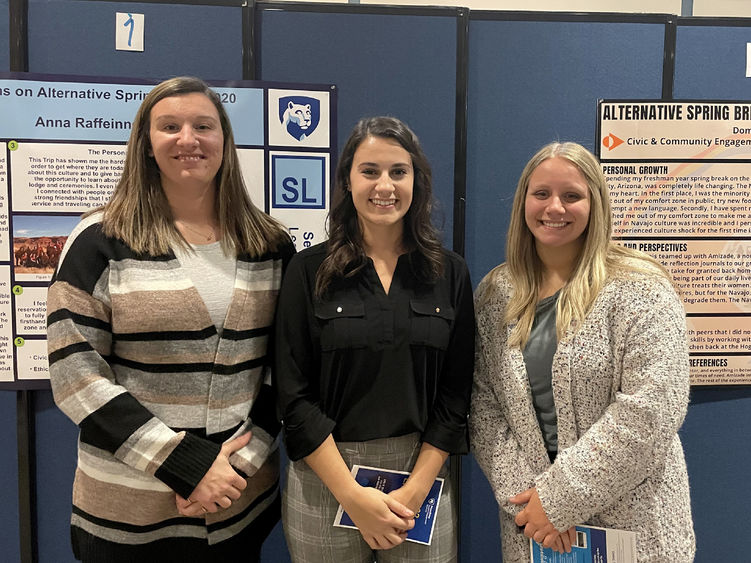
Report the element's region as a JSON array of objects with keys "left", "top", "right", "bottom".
[
  {"left": 675, "top": 20, "right": 751, "bottom": 99},
  {"left": 463, "top": 13, "right": 668, "bottom": 562},
  {"left": 256, "top": 3, "right": 461, "bottom": 247},
  {"left": 0, "top": 0, "right": 9, "bottom": 72},
  {"left": 465, "top": 14, "right": 667, "bottom": 286},
  {"left": 0, "top": 392, "right": 19, "bottom": 563},
  {"left": 34, "top": 391, "right": 78, "bottom": 560},
  {"left": 256, "top": 8, "right": 462, "bottom": 559},
  {"left": 2, "top": 5, "right": 750, "bottom": 563},
  {"left": 673, "top": 19, "right": 751, "bottom": 563},
  {"left": 2, "top": 5, "right": 20, "bottom": 563},
  {"left": 28, "top": 0, "right": 243, "bottom": 80}
]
